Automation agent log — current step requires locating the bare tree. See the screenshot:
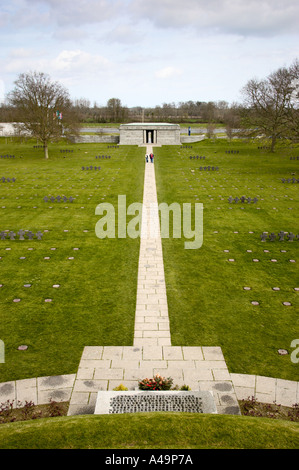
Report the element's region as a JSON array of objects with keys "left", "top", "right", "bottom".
[
  {"left": 206, "top": 123, "right": 216, "bottom": 139},
  {"left": 241, "top": 60, "right": 299, "bottom": 151},
  {"left": 8, "top": 71, "right": 79, "bottom": 159}
]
